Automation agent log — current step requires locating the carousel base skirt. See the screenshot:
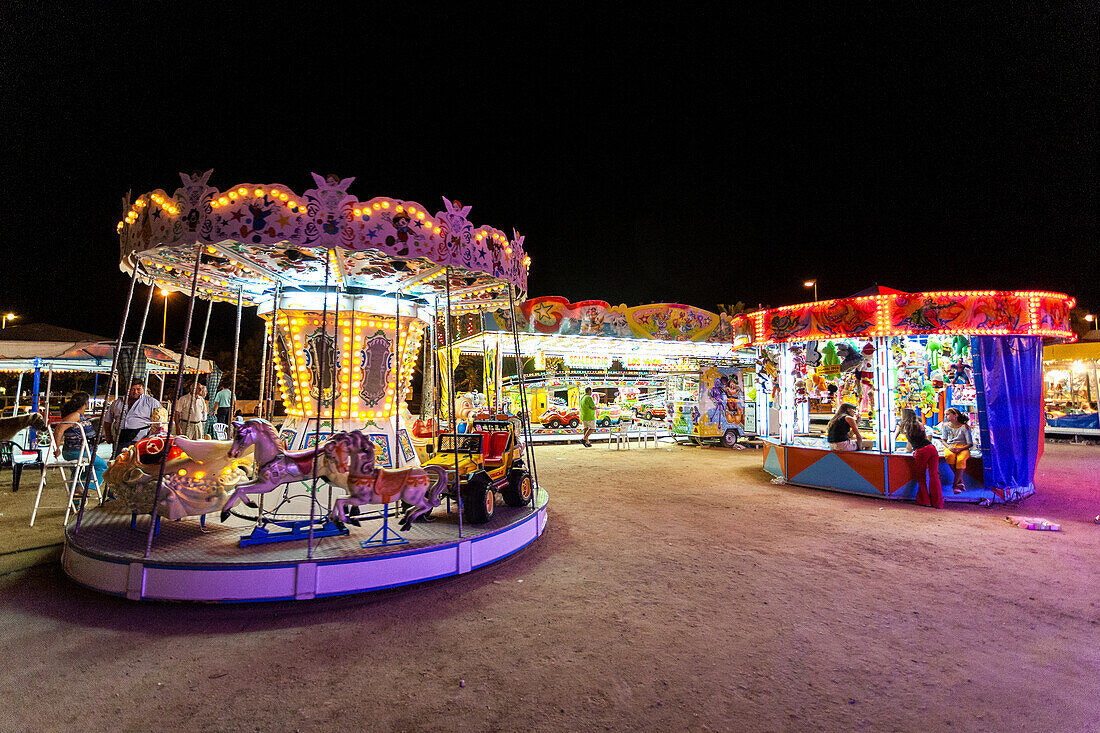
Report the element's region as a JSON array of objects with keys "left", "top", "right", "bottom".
[{"left": 62, "top": 489, "right": 549, "bottom": 602}]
